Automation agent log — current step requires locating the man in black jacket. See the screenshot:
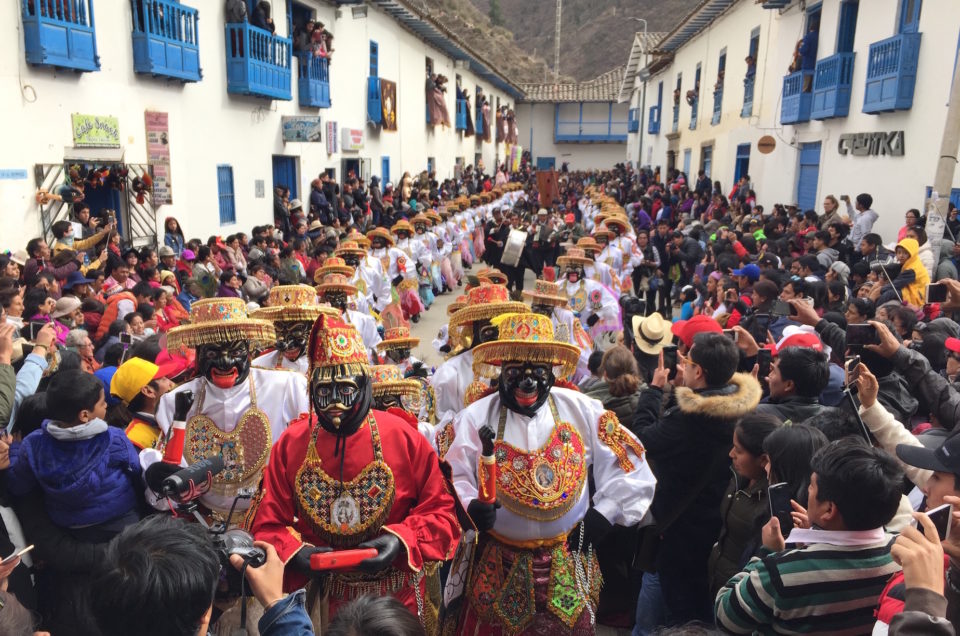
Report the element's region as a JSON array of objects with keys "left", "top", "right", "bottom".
[
  {"left": 757, "top": 344, "right": 836, "bottom": 423},
  {"left": 629, "top": 332, "right": 762, "bottom": 626}
]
